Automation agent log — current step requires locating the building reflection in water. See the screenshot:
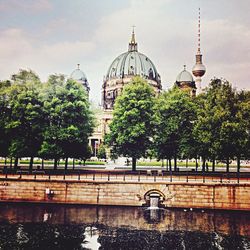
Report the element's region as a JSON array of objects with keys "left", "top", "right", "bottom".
[
  {"left": 0, "top": 203, "right": 249, "bottom": 249},
  {"left": 83, "top": 226, "right": 101, "bottom": 249}
]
